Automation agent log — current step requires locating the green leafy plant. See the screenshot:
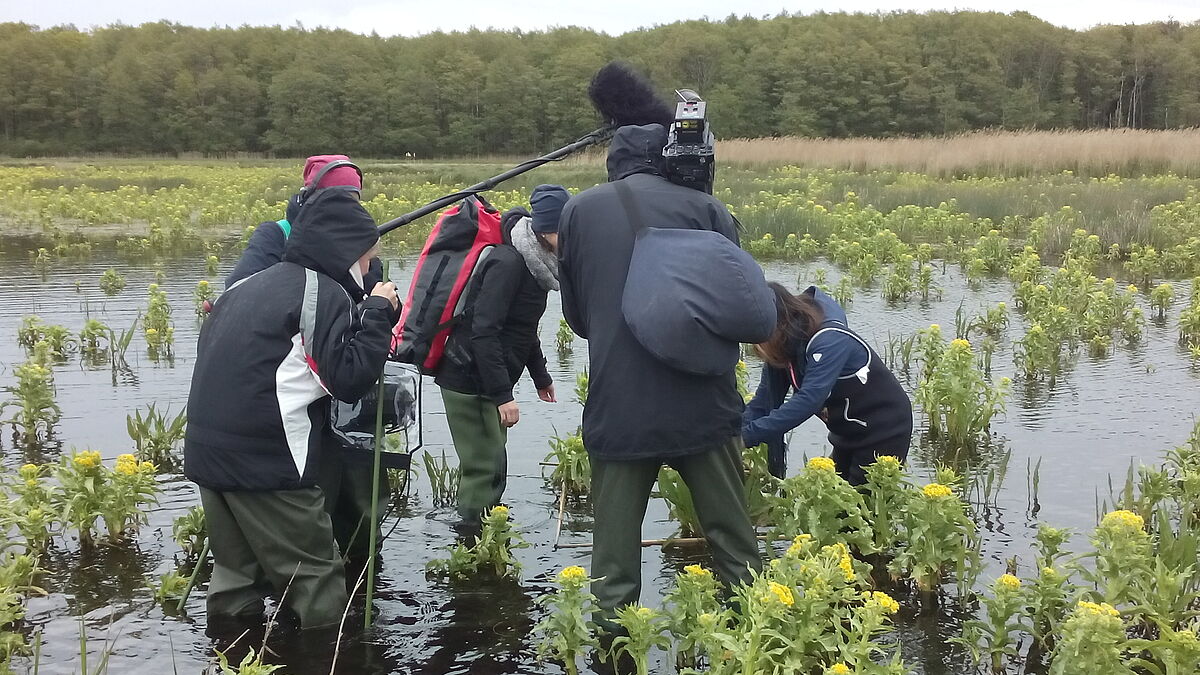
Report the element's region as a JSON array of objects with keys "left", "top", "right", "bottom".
[
  {"left": 215, "top": 647, "right": 284, "bottom": 675},
  {"left": 544, "top": 430, "right": 590, "bottom": 496},
  {"left": 78, "top": 319, "right": 111, "bottom": 364},
  {"left": 656, "top": 467, "right": 700, "bottom": 538},
  {"left": 663, "top": 565, "right": 722, "bottom": 668},
  {"left": 150, "top": 571, "right": 189, "bottom": 604},
  {"left": 915, "top": 337, "right": 1009, "bottom": 446},
  {"left": 1, "top": 341, "right": 61, "bottom": 442},
  {"left": 427, "top": 505, "right": 527, "bottom": 579},
  {"left": 1048, "top": 601, "right": 1133, "bottom": 675},
  {"left": 172, "top": 506, "right": 207, "bottom": 558},
  {"left": 422, "top": 450, "right": 460, "bottom": 507},
  {"left": 17, "top": 316, "right": 74, "bottom": 358},
  {"left": 768, "top": 457, "right": 874, "bottom": 553},
  {"left": 556, "top": 318, "right": 574, "bottom": 356},
  {"left": 127, "top": 403, "right": 187, "bottom": 470},
  {"left": 99, "top": 269, "right": 126, "bottom": 295},
  {"left": 953, "top": 574, "right": 1027, "bottom": 674},
  {"left": 194, "top": 279, "right": 215, "bottom": 317},
  {"left": 143, "top": 283, "right": 174, "bottom": 359},
  {"left": 608, "top": 604, "right": 671, "bottom": 675},
  {"left": 533, "top": 566, "right": 600, "bottom": 675},
  {"left": 889, "top": 482, "right": 977, "bottom": 594}
]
